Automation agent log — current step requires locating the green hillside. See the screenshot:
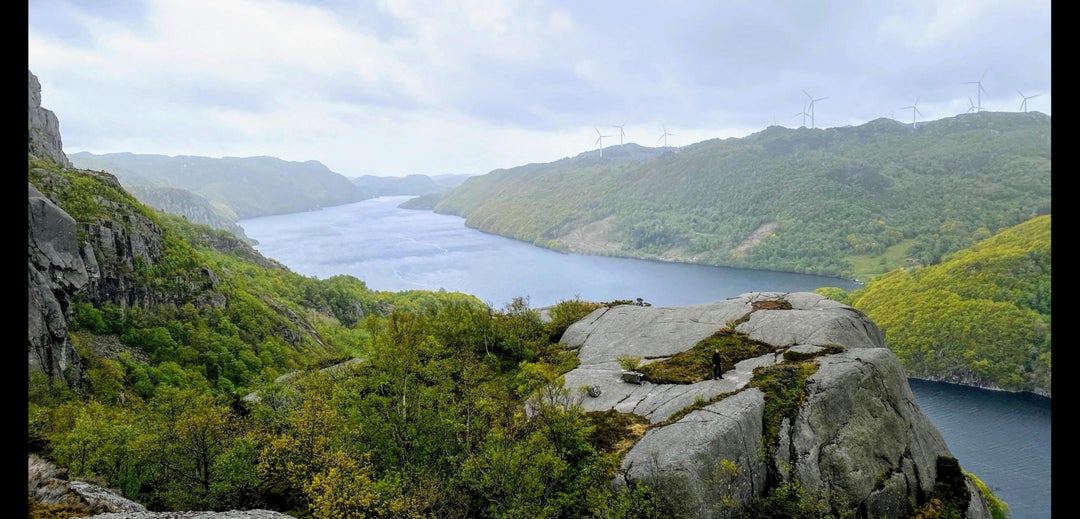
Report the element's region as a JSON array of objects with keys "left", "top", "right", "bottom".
[
  {"left": 27, "top": 157, "right": 662, "bottom": 517},
  {"left": 842, "top": 214, "right": 1051, "bottom": 395},
  {"left": 434, "top": 112, "right": 1050, "bottom": 279}
]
